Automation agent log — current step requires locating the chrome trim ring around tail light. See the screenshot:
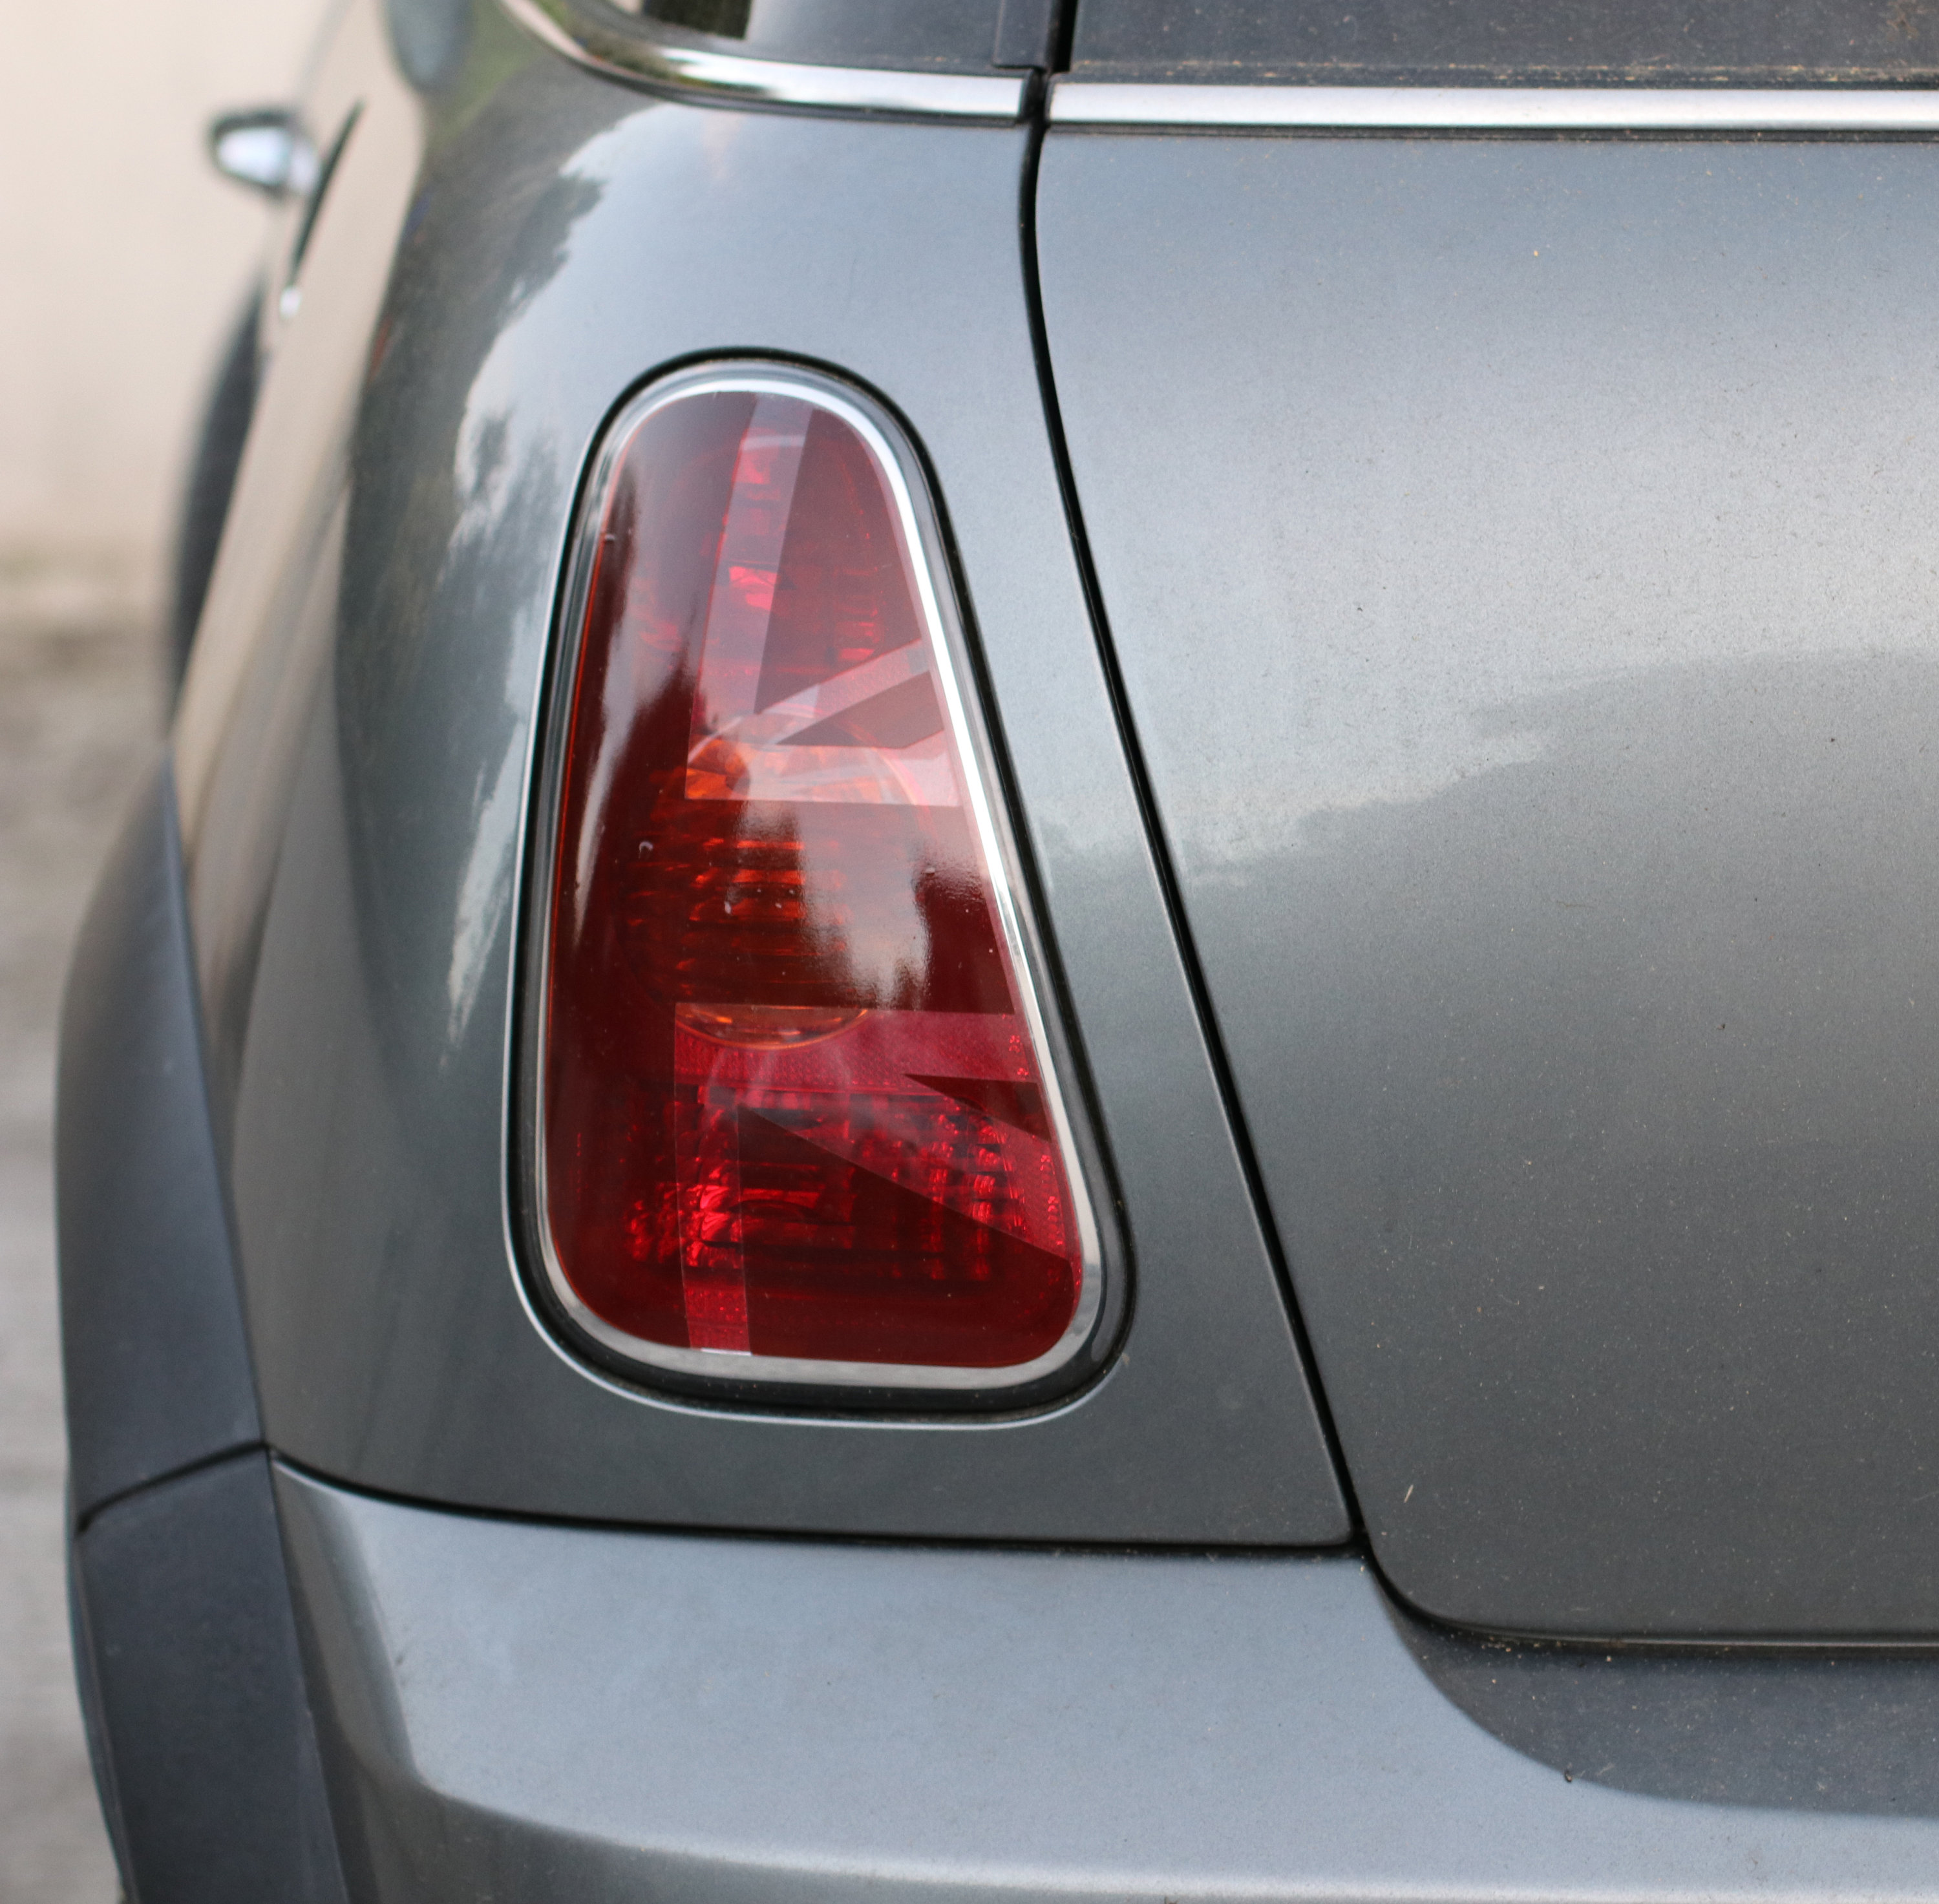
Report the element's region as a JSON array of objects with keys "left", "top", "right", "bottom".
[
  {"left": 518, "top": 365, "right": 1116, "bottom": 1404},
  {"left": 1047, "top": 81, "right": 1939, "bottom": 132},
  {"left": 496, "top": 0, "right": 1028, "bottom": 123}
]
